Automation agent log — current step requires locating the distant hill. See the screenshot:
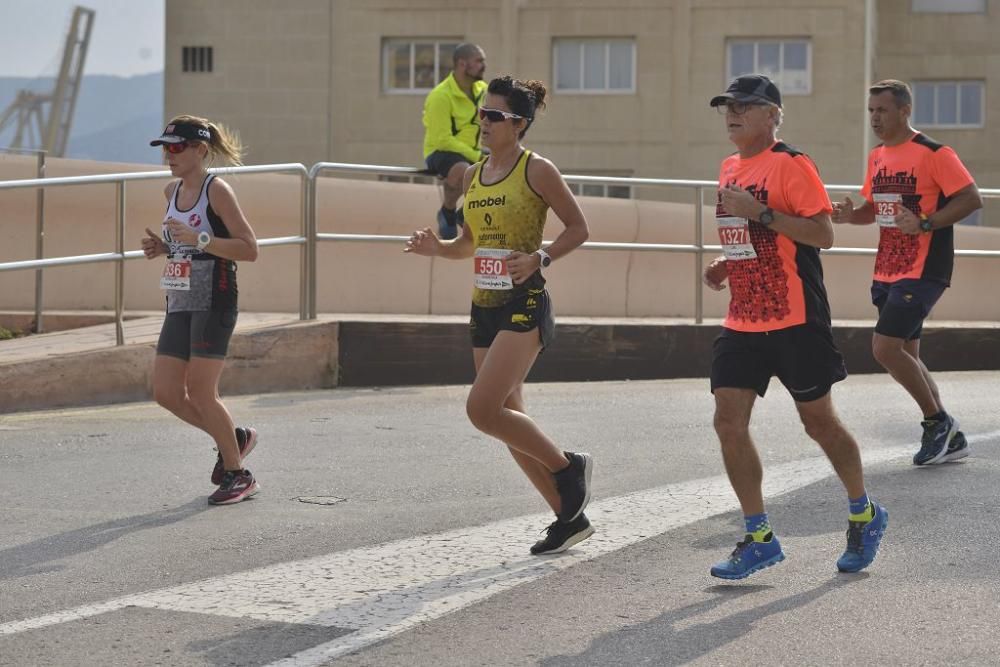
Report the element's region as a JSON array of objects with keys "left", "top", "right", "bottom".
[{"left": 0, "top": 72, "right": 163, "bottom": 164}]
